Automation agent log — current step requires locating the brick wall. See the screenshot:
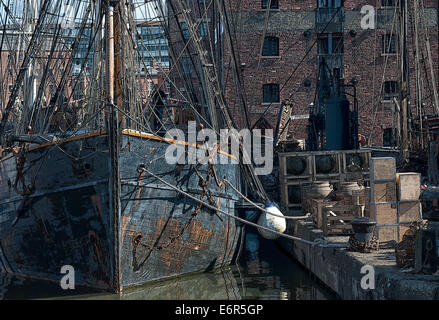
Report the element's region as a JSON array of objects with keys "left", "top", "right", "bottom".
[{"left": 222, "top": 0, "right": 439, "bottom": 147}]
